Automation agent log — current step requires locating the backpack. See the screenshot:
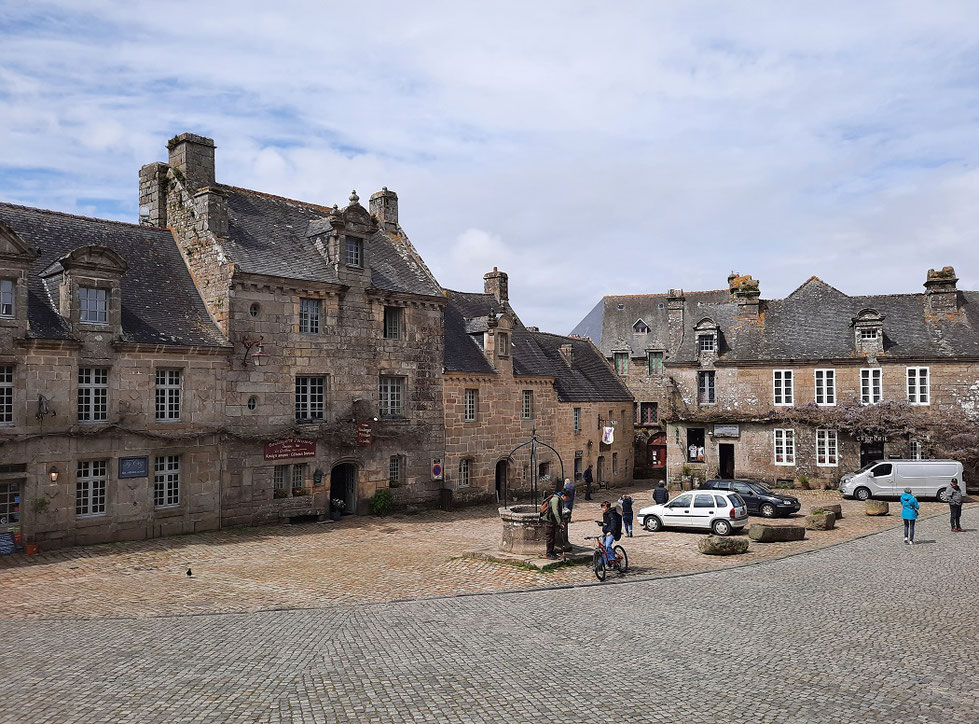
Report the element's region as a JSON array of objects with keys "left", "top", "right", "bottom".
[{"left": 539, "top": 494, "right": 559, "bottom": 523}]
